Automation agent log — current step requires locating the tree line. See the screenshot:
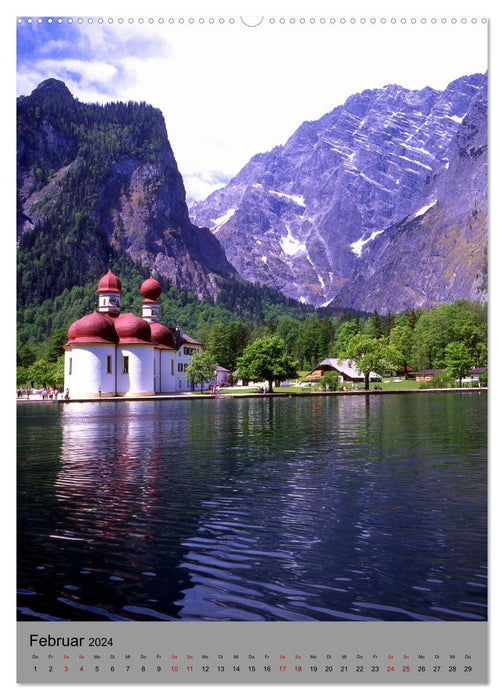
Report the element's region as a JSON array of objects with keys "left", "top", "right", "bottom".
[
  {"left": 17, "top": 293, "right": 487, "bottom": 391},
  {"left": 204, "top": 299, "right": 486, "bottom": 373},
  {"left": 191, "top": 299, "right": 486, "bottom": 391}
]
